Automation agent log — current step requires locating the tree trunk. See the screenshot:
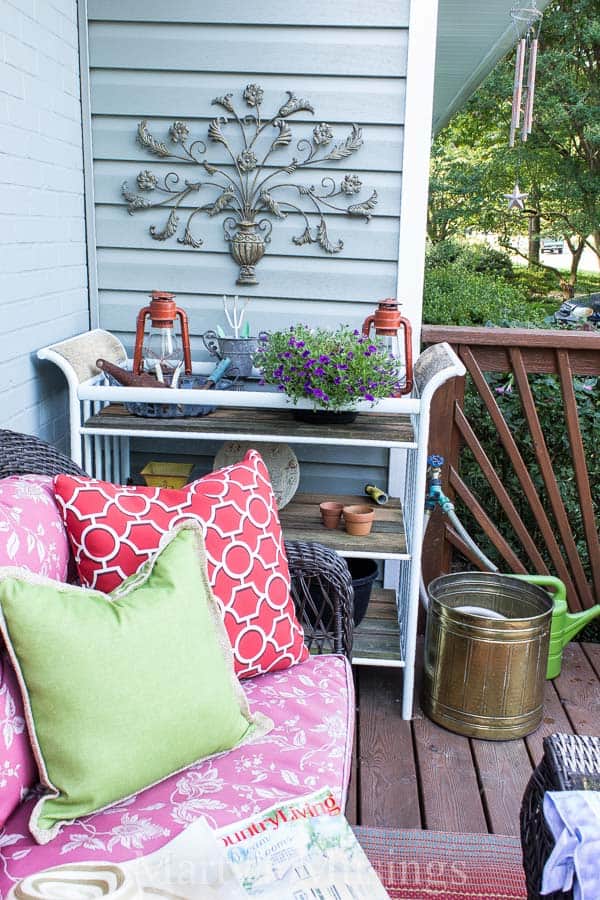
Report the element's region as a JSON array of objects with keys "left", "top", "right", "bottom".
[
  {"left": 528, "top": 210, "right": 541, "bottom": 267},
  {"left": 559, "top": 238, "right": 585, "bottom": 299},
  {"left": 569, "top": 241, "right": 585, "bottom": 285},
  {"left": 593, "top": 228, "right": 600, "bottom": 265}
]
